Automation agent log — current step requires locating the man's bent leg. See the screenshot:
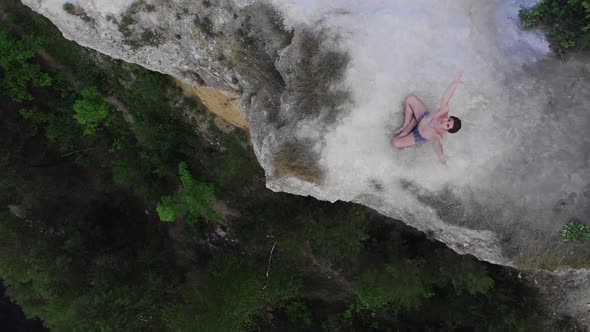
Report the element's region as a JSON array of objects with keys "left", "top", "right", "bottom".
[
  {"left": 394, "top": 102, "right": 415, "bottom": 135},
  {"left": 405, "top": 95, "right": 427, "bottom": 119},
  {"left": 394, "top": 95, "right": 427, "bottom": 135},
  {"left": 396, "top": 117, "right": 416, "bottom": 138},
  {"left": 392, "top": 132, "right": 417, "bottom": 149}
]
